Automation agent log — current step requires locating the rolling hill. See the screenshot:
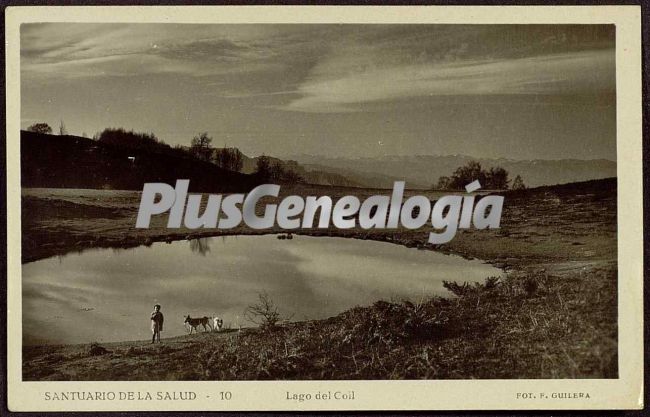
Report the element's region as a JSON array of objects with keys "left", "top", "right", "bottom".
[{"left": 21, "top": 131, "right": 260, "bottom": 192}]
